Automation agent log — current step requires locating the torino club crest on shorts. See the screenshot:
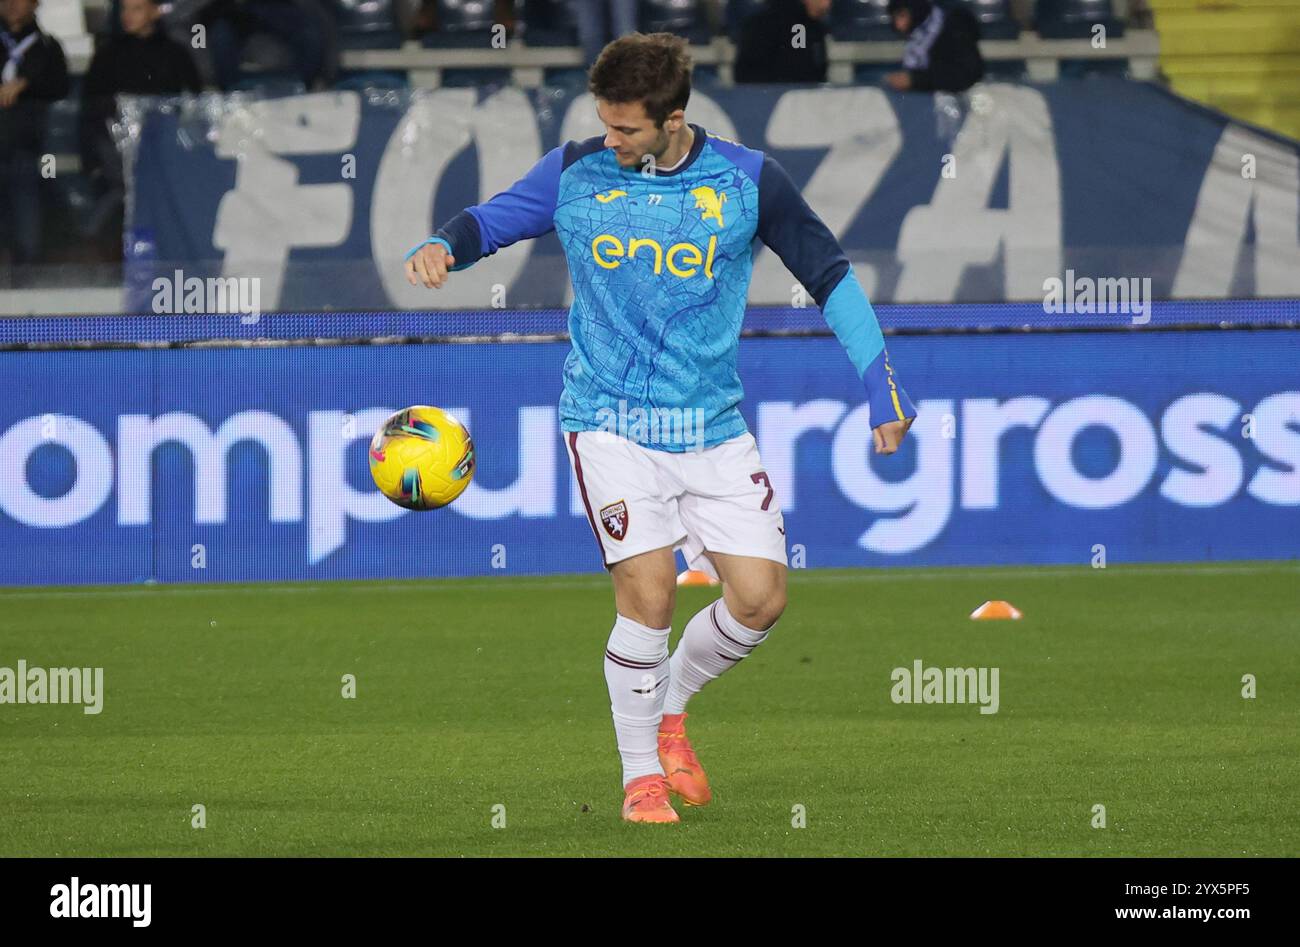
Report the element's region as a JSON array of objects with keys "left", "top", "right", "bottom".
[{"left": 600, "top": 500, "right": 629, "bottom": 541}]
